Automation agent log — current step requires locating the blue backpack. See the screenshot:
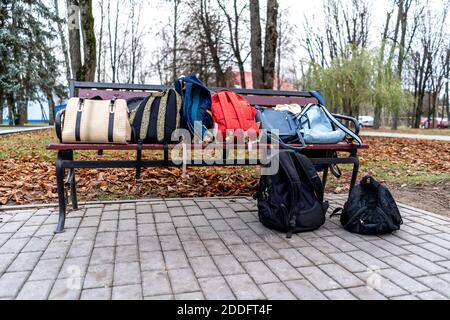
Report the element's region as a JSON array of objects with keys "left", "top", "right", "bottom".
[{"left": 174, "top": 75, "right": 213, "bottom": 140}]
